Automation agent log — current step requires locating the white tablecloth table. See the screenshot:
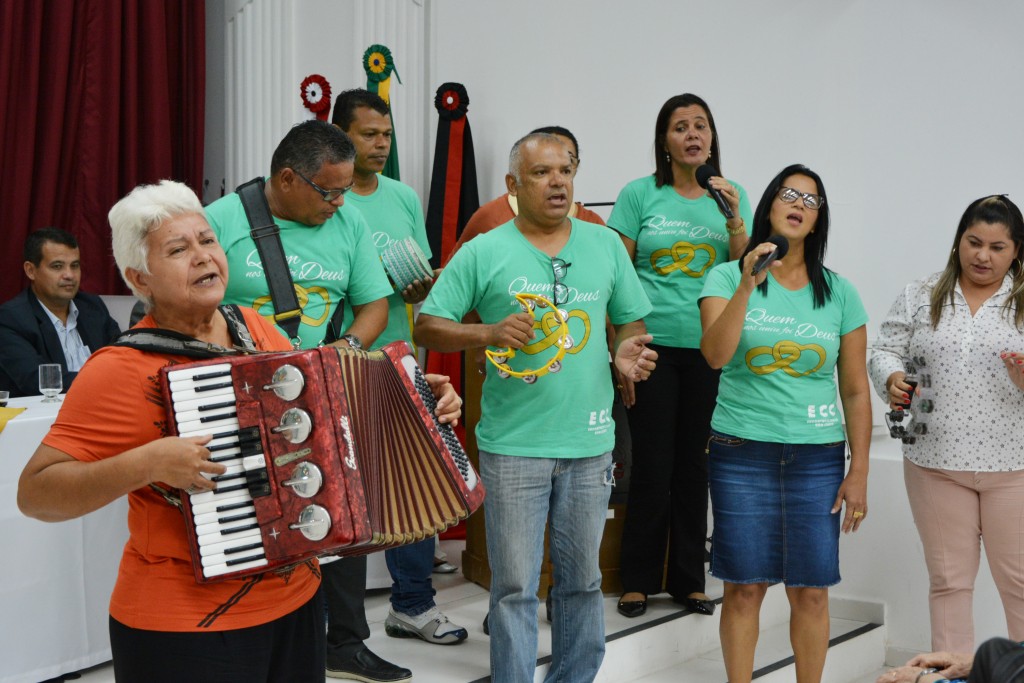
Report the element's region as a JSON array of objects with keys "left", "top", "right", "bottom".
[{"left": 0, "top": 395, "right": 128, "bottom": 683}]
